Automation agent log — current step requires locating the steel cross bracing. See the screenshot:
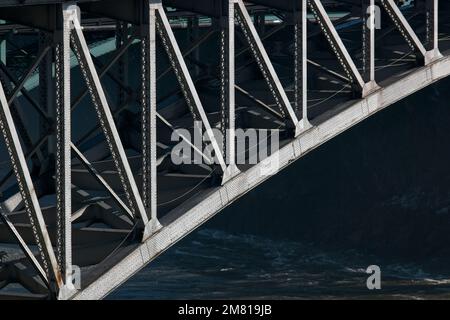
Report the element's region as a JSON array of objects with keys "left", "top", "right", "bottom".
[{"left": 0, "top": 0, "right": 448, "bottom": 299}]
